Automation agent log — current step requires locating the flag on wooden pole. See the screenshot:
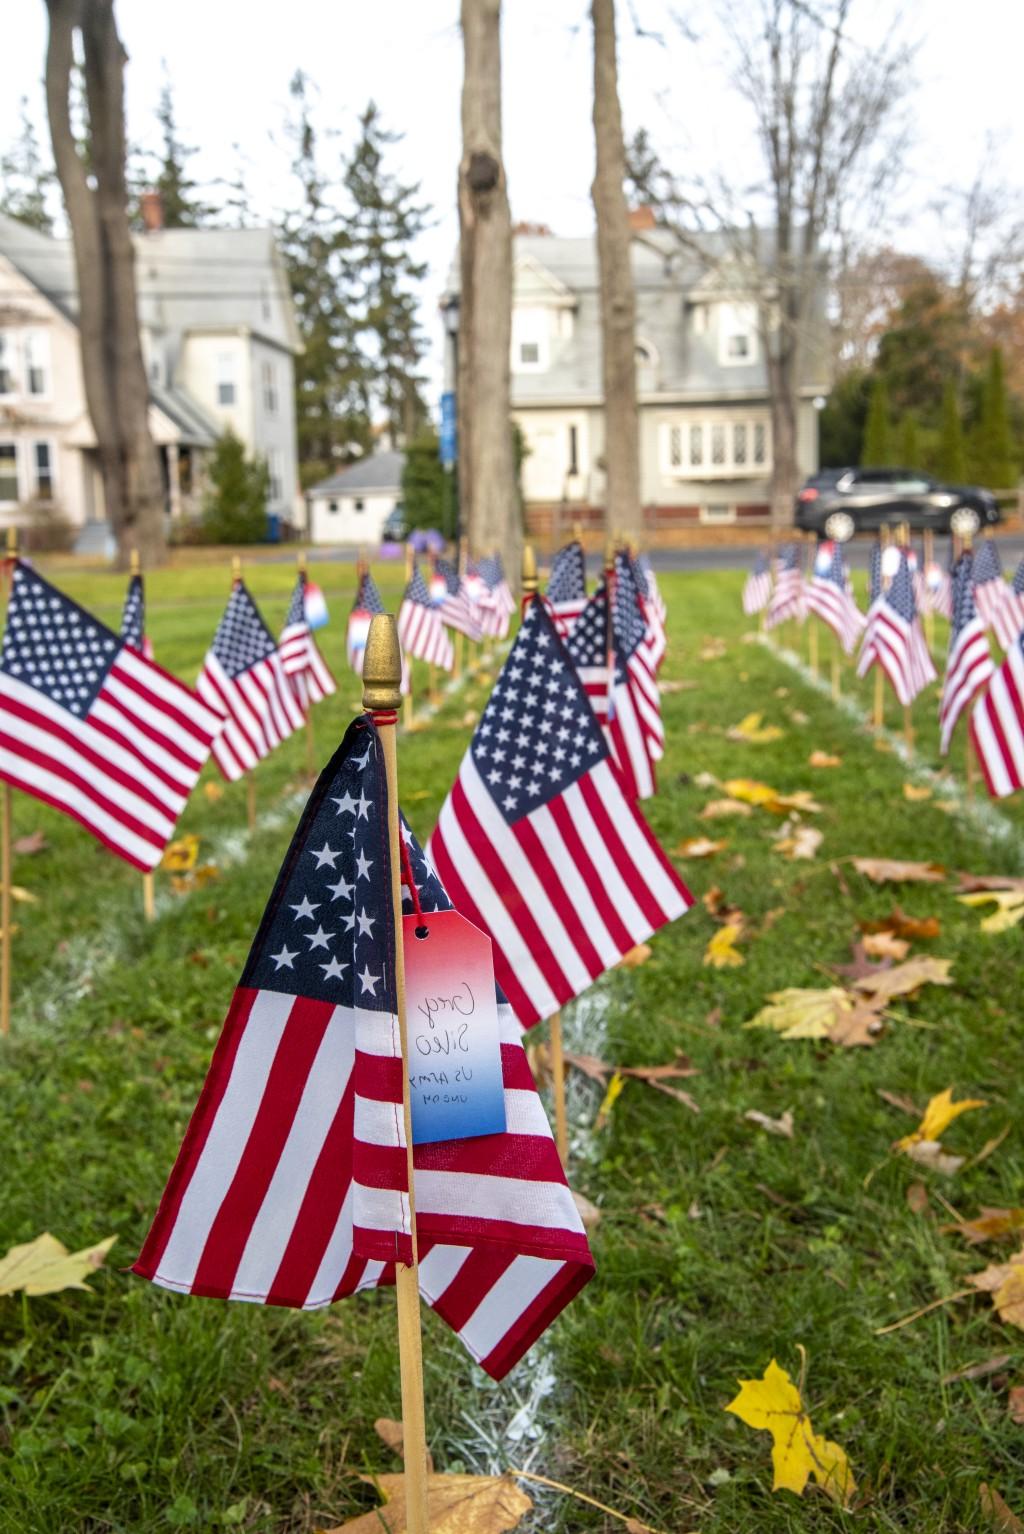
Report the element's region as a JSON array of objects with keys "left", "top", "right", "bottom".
[
  {"left": 765, "top": 544, "right": 804, "bottom": 628},
  {"left": 991, "top": 555, "right": 1024, "bottom": 653},
  {"left": 546, "top": 540, "right": 588, "bottom": 639},
  {"left": 972, "top": 537, "right": 1008, "bottom": 631},
  {"left": 435, "top": 559, "right": 483, "bottom": 642},
  {"left": 857, "top": 550, "right": 936, "bottom": 706},
  {"left": 279, "top": 572, "right": 336, "bottom": 708},
  {"left": 805, "top": 541, "right": 865, "bottom": 654},
  {"left": 120, "top": 573, "right": 154, "bottom": 660},
  {"left": 398, "top": 563, "right": 454, "bottom": 671},
  {"left": 347, "top": 571, "right": 386, "bottom": 674},
  {"left": 567, "top": 582, "right": 656, "bottom": 800},
  {"left": 742, "top": 551, "right": 773, "bottom": 616},
  {"left": 939, "top": 551, "right": 995, "bottom": 755}
]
